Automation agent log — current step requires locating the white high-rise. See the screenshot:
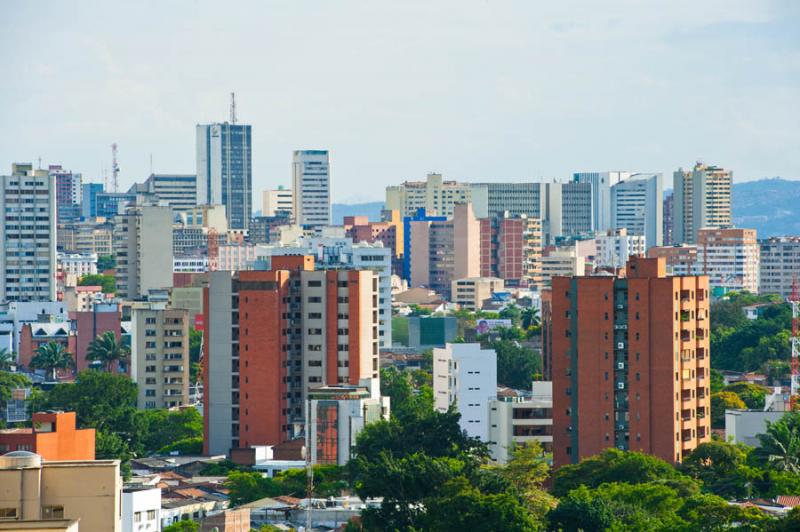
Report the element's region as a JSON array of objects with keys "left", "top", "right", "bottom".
[
  {"left": 573, "top": 171, "right": 632, "bottom": 232},
  {"left": 292, "top": 150, "right": 331, "bottom": 230},
  {"left": 0, "top": 164, "right": 57, "bottom": 302},
  {"left": 611, "top": 172, "right": 663, "bottom": 247},
  {"left": 433, "top": 343, "right": 497, "bottom": 441}
]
